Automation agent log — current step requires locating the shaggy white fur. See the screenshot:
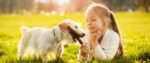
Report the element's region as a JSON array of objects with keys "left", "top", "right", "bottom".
[{"left": 18, "top": 19, "right": 85, "bottom": 62}]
